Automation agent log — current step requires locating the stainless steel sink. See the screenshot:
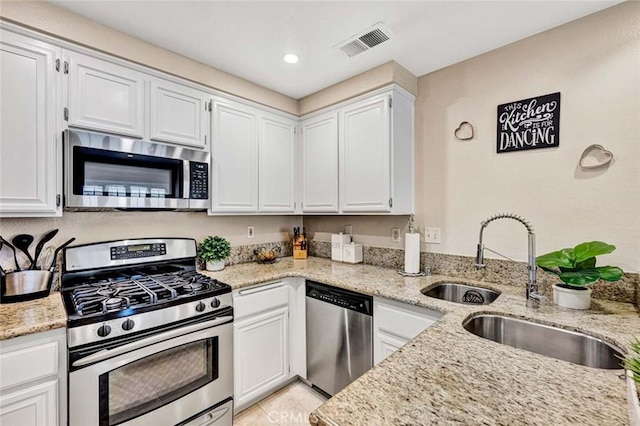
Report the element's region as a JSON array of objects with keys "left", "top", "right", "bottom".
[
  {"left": 463, "top": 314, "right": 624, "bottom": 369},
  {"left": 422, "top": 282, "right": 500, "bottom": 305}
]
